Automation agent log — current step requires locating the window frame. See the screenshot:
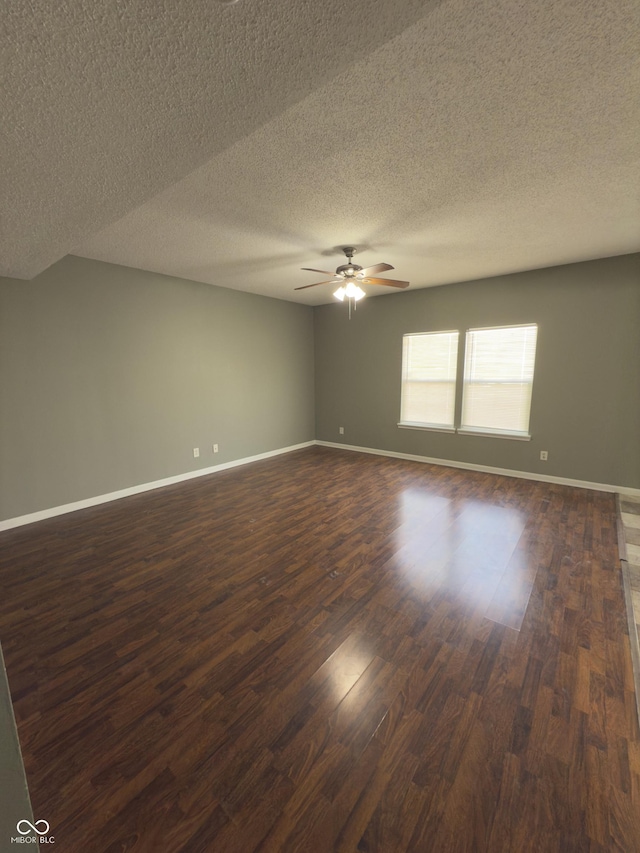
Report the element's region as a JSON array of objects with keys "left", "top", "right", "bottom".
[
  {"left": 459, "top": 323, "right": 538, "bottom": 440},
  {"left": 398, "top": 323, "right": 538, "bottom": 441},
  {"left": 398, "top": 330, "right": 460, "bottom": 432}
]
